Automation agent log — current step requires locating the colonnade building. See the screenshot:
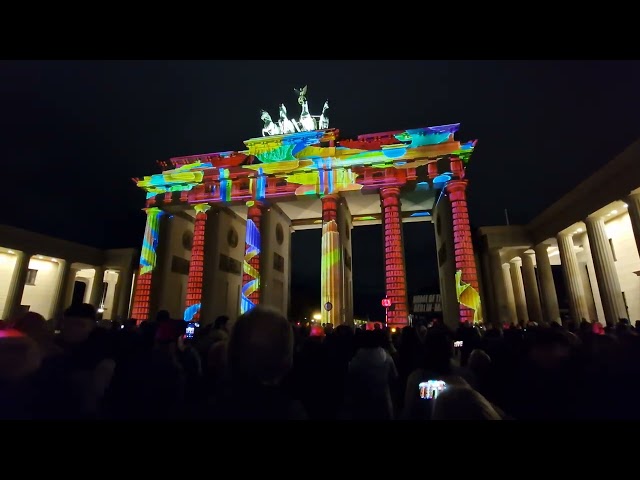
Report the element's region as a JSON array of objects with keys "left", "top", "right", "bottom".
[
  {"left": 0, "top": 224, "right": 137, "bottom": 322},
  {"left": 477, "top": 139, "right": 640, "bottom": 326}
]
